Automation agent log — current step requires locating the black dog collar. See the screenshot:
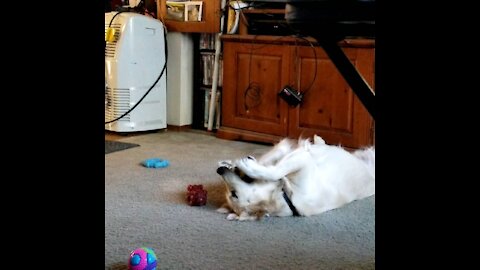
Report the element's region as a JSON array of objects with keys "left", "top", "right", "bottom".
[{"left": 282, "top": 188, "right": 300, "bottom": 216}]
